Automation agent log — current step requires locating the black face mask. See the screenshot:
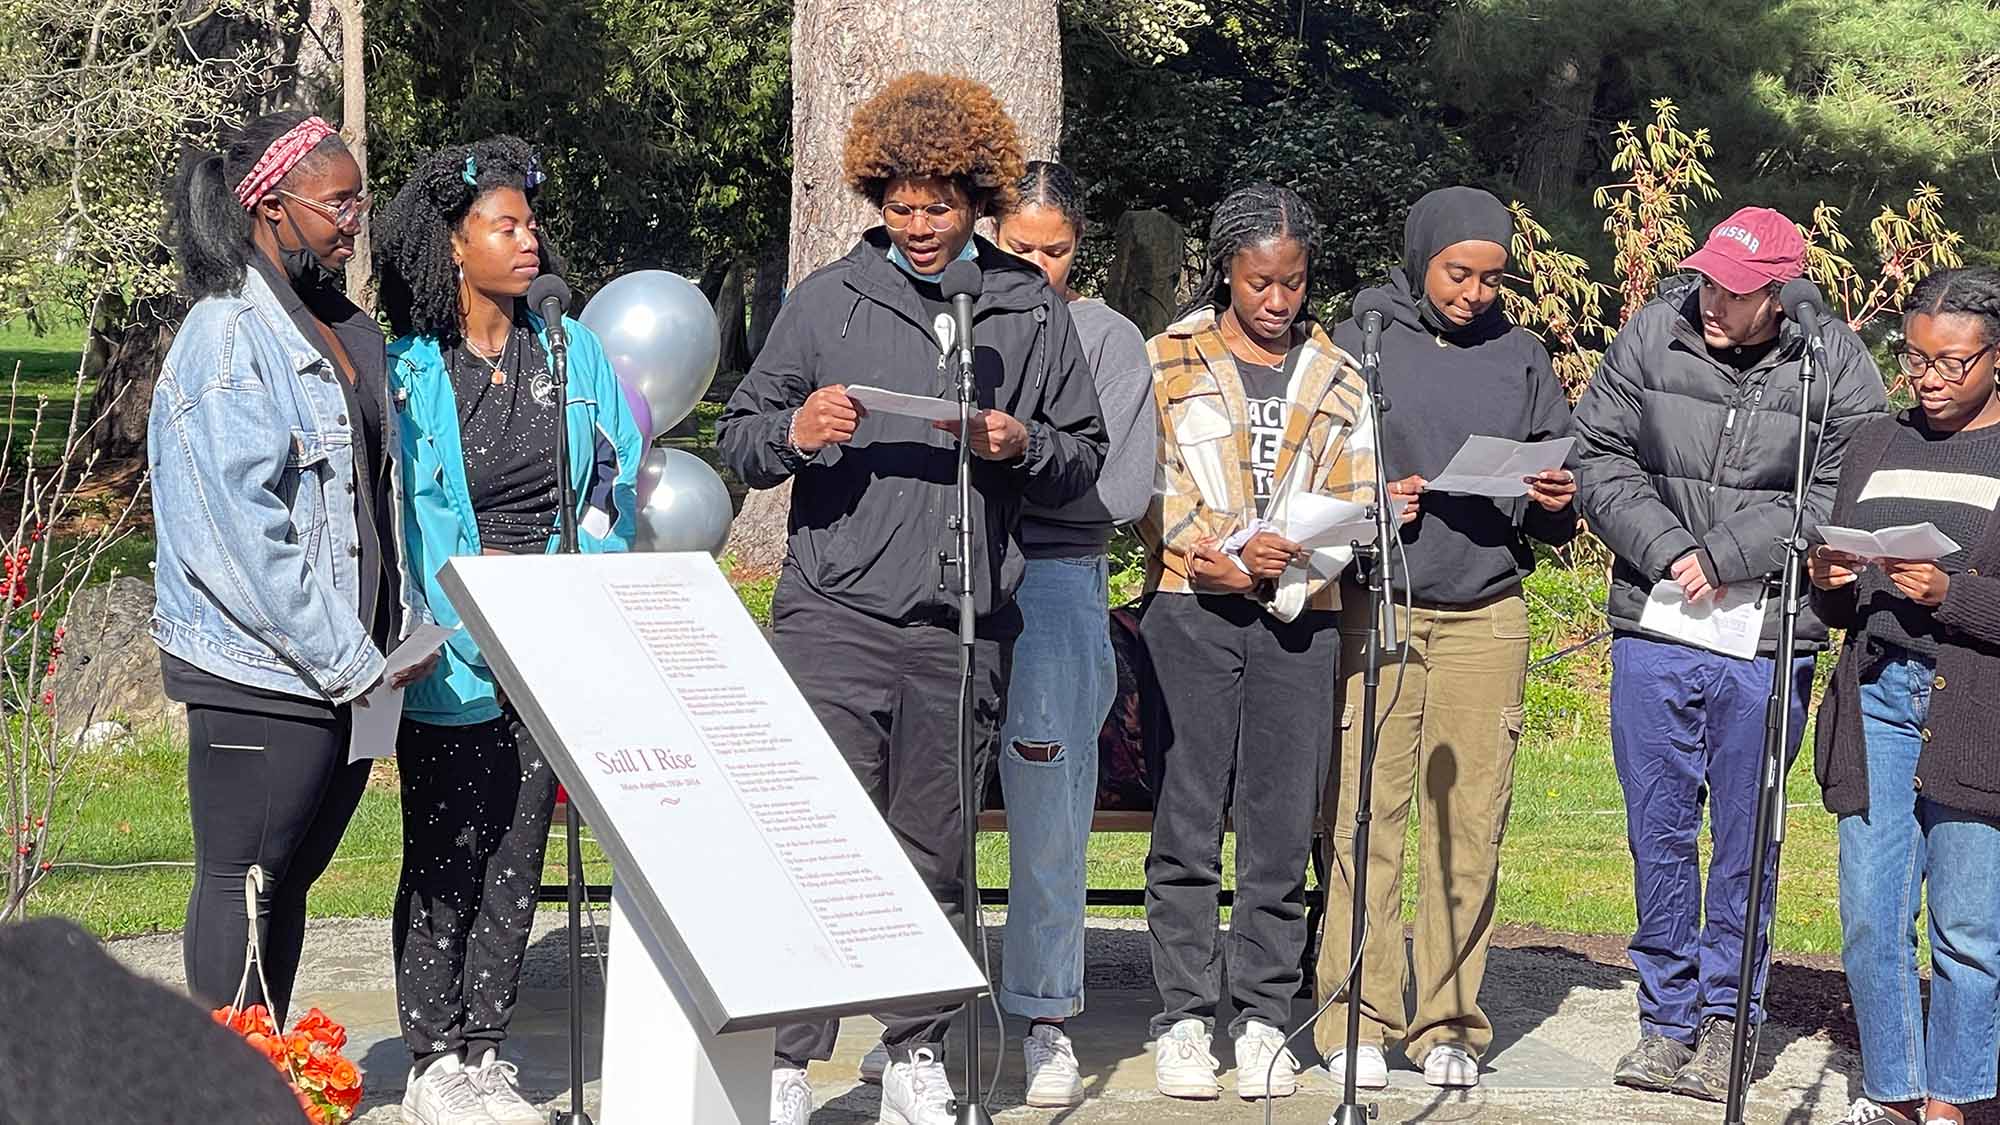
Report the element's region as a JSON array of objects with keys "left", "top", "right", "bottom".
[{"left": 269, "top": 204, "right": 328, "bottom": 288}]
